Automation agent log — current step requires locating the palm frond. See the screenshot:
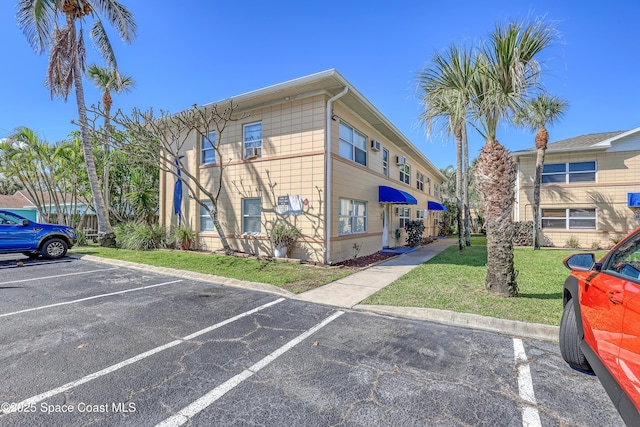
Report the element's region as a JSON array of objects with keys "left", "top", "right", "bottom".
[
  {"left": 16, "top": 0, "right": 57, "bottom": 53},
  {"left": 90, "top": 0, "right": 137, "bottom": 42}
]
